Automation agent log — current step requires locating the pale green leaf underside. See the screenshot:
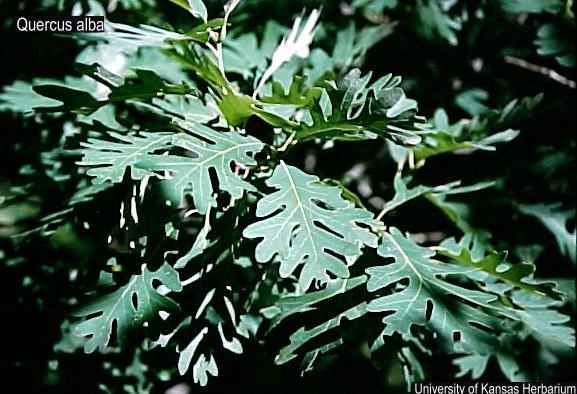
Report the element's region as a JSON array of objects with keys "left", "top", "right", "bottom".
[
  {"left": 244, "top": 162, "right": 378, "bottom": 290},
  {"left": 137, "top": 121, "right": 263, "bottom": 213},
  {"left": 277, "top": 302, "right": 367, "bottom": 365},
  {"left": 175, "top": 290, "right": 246, "bottom": 386},
  {"left": 177, "top": 327, "right": 217, "bottom": 383},
  {"left": 367, "top": 228, "right": 505, "bottom": 354},
  {"left": 79, "top": 131, "right": 173, "bottom": 182},
  {"left": 80, "top": 121, "right": 264, "bottom": 213},
  {"left": 72, "top": 263, "right": 182, "bottom": 353},
  {"left": 273, "top": 276, "right": 368, "bottom": 365}
]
